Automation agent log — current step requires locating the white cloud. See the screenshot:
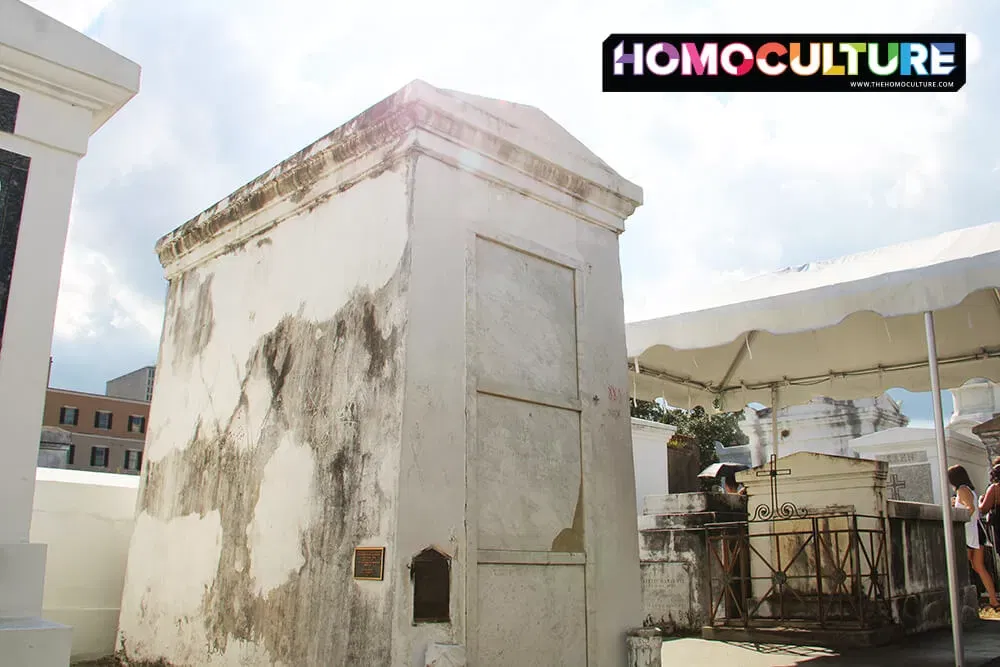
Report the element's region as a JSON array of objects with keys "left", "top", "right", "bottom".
[
  {"left": 54, "top": 206, "right": 164, "bottom": 342},
  {"left": 54, "top": 243, "right": 164, "bottom": 341}
]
